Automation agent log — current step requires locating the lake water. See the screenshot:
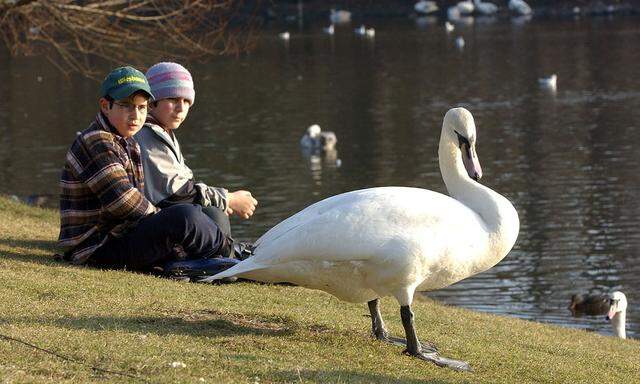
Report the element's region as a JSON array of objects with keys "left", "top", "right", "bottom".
[{"left": 1, "top": 16, "right": 639, "bottom": 339}]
